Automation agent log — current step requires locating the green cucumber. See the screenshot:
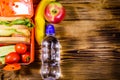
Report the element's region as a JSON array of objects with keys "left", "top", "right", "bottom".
[
  {"left": 0, "top": 45, "right": 15, "bottom": 57},
  {"left": 0, "top": 56, "right": 5, "bottom": 64},
  {"left": 0, "top": 29, "right": 16, "bottom": 36}
]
